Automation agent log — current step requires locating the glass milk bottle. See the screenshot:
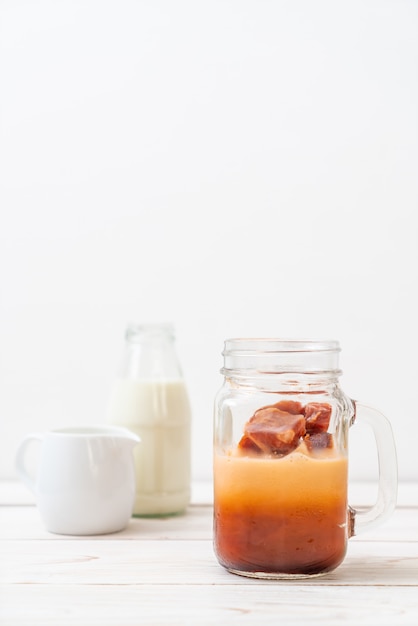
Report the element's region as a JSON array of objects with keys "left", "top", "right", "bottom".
[{"left": 107, "top": 323, "right": 192, "bottom": 516}]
